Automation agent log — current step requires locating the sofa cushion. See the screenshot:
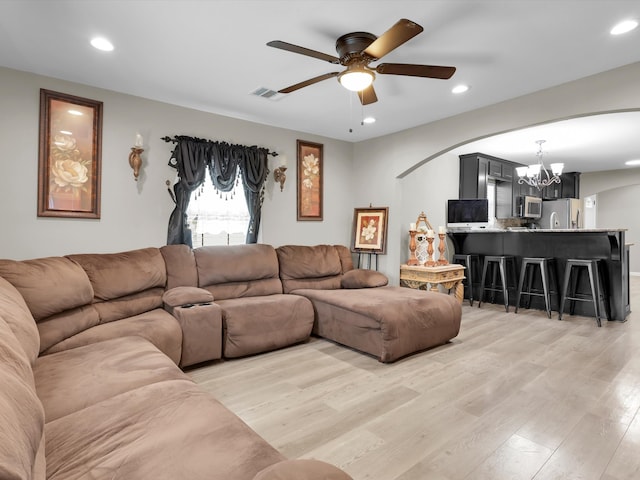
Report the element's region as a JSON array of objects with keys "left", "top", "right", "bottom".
[
  {"left": 276, "top": 245, "right": 343, "bottom": 293},
  {"left": 0, "top": 257, "right": 94, "bottom": 321},
  {"left": 68, "top": 248, "right": 166, "bottom": 300},
  {"left": 0, "top": 257, "right": 100, "bottom": 354},
  {"left": 44, "top": 379, "right": 286, "bottom": 480},
  {"left": 37, "top": 305, "right": 100, "bottom": 354},
  {"left": 340, "top": 269, "right": 389, "bottom": 289},
  {"left": 0, "top": 316, "right": 35, "bottom": 386},
  {"left": 0, "top": 276, "right": 40, "bottom": 365},
  {"left": 217, "top": 294, "right": 313, "bottom": 358},
  {"left": 195, "top": 244, "right": 282, "bottom": 299},
  {"left": 160, "top": 244, "right": 198, "bottom": 289},
  {"left": 333, "top": 245, "right": 354, "bottom": 273},
  {"left": 0, "top": 317, "right": 45, "bottom": 480},
  {"left": 43, "top": 309, "right": 183, "bottom": 364},
  {"left": 253, "top": 459, "right": 353, "bottom": 480},
  {"left": 34, "top": 336, "right": 188, "bottom": 422},
  {"left": 91, "top": 287, "right": 164, "bottom": 324}
]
